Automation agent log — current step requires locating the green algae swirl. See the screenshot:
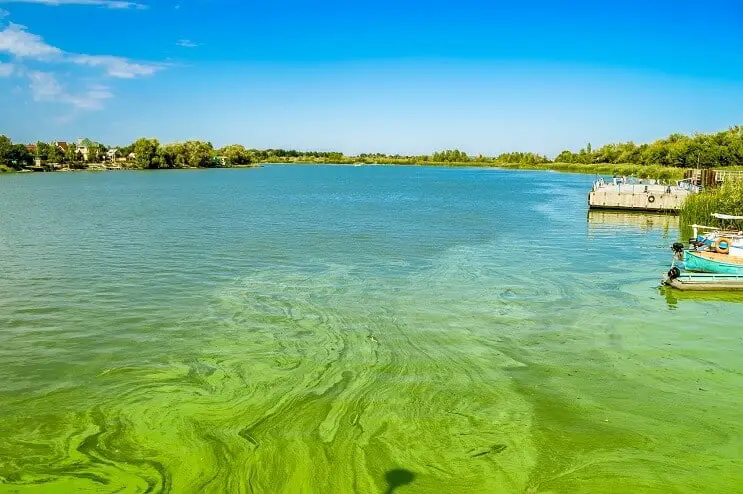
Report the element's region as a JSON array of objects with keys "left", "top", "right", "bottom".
[{"left": 1, "top": 167, "right": 742, "bottom": 493}]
